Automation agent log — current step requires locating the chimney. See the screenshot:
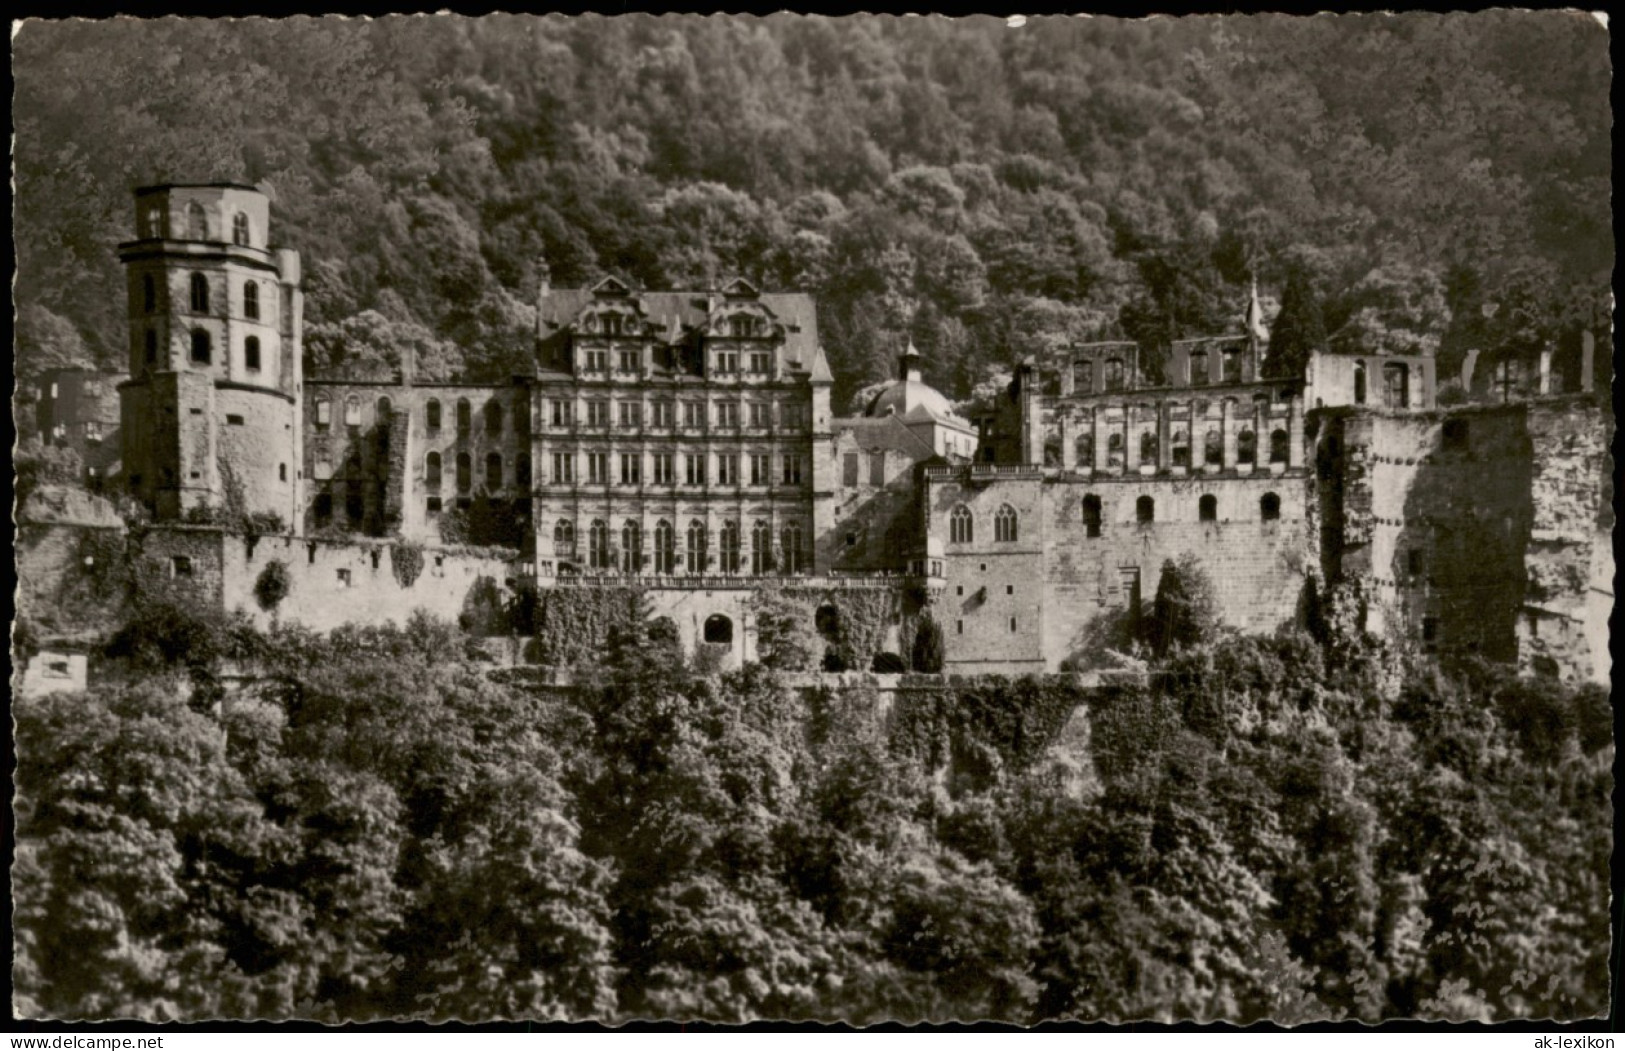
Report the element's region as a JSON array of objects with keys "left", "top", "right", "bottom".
[{"left": 534, "top": 258, "right": 552, "bottom": 338}]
